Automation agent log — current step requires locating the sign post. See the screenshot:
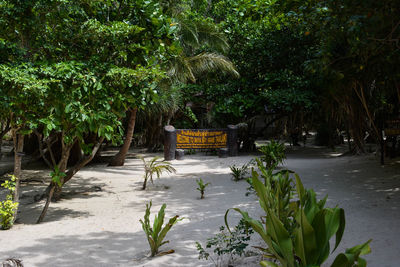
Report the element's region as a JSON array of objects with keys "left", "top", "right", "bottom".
[
  {"left": 382, "top": 119, "right": 400, "bottom": 165},
  {"left": 164, "top": 125, "right": 177, "bottom": 161}
]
